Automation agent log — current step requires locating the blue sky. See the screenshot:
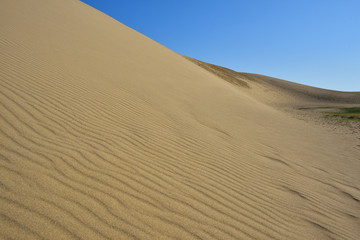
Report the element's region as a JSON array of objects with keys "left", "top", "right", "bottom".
[{"left": 81, "top": 0, "right": 360, "bottom": 91}]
